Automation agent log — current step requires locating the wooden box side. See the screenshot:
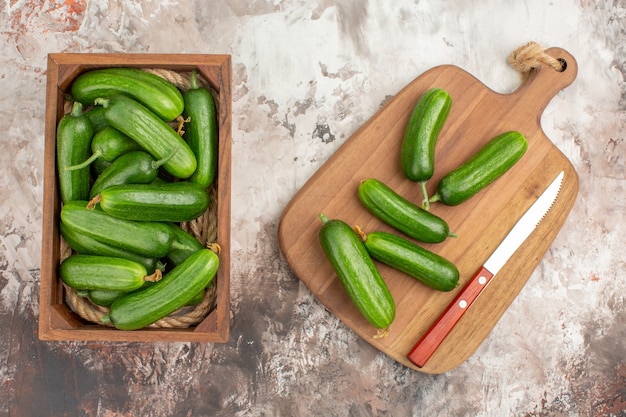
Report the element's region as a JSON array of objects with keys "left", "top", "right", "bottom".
[{"left": 39, "top": 54, "right": 232, "bottom": 342}]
